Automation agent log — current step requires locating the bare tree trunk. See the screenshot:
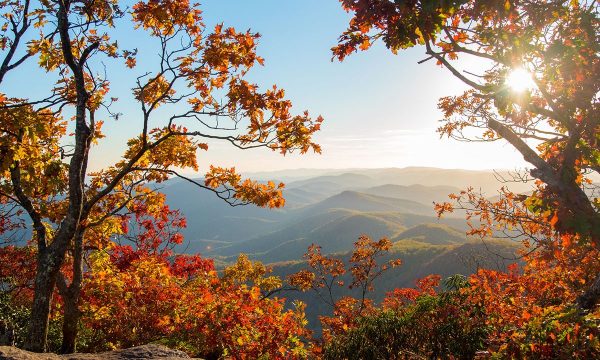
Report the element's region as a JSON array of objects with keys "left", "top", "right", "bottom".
[
  {"left": 60, "top": 294, "right": 79, "bottom": 354},
  {"left": 59, "top": 230, "right": 85, "bottom": 354},
  {"left": 25, "top": 0, "right": 93, "bottom": 351},
  {"left": 24, "top": 248, "right": 64, "bottom": 352}
]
